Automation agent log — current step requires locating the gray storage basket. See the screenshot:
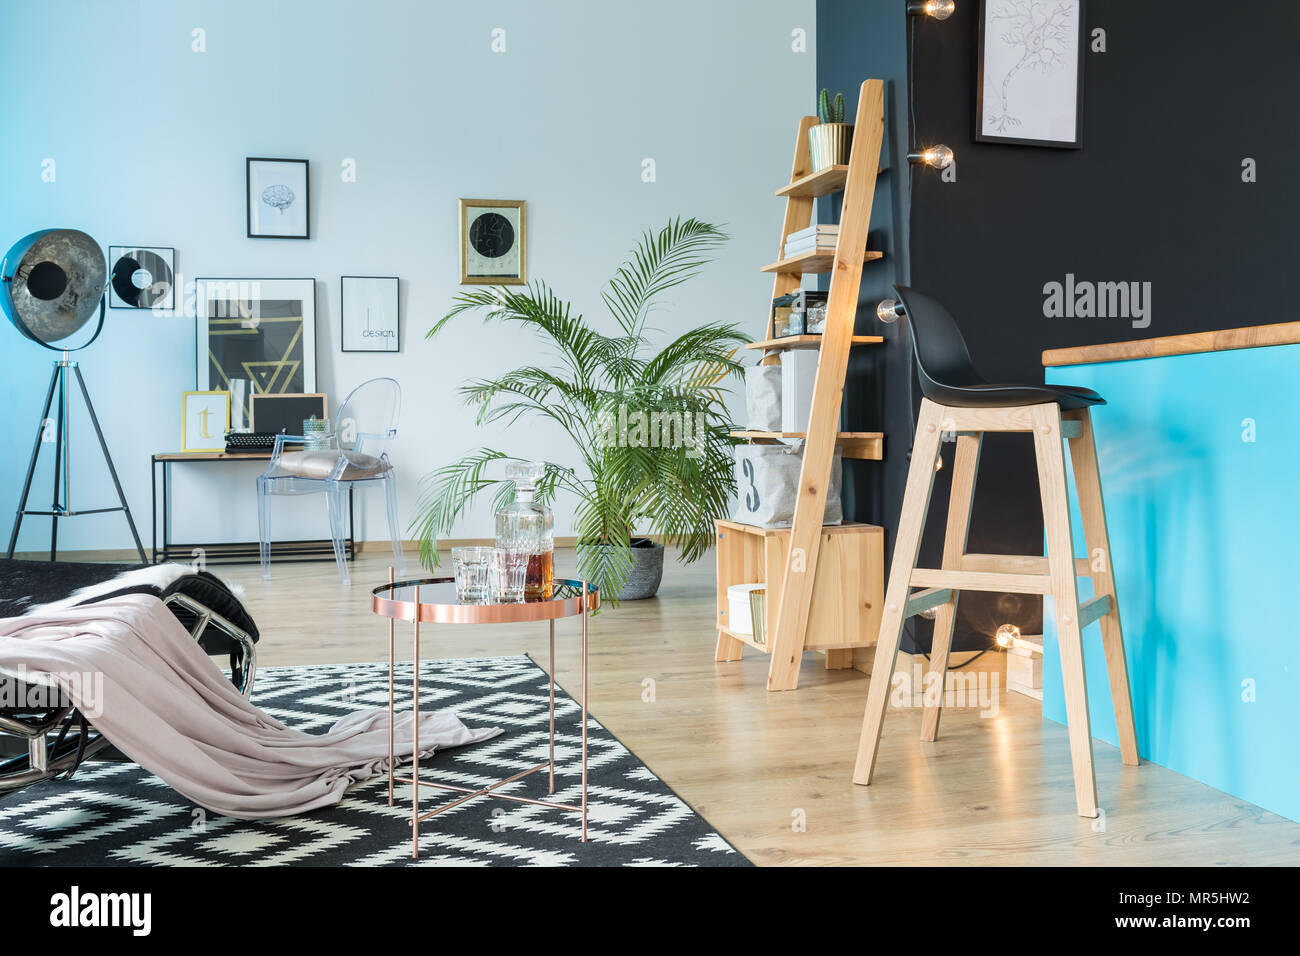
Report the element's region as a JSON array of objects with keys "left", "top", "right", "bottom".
[
  {"left": 731, "top": 442, "right": 842, "bottom": 528},
  {"left": 744, "top": 366, "right": 783, "bottom": 432}
]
